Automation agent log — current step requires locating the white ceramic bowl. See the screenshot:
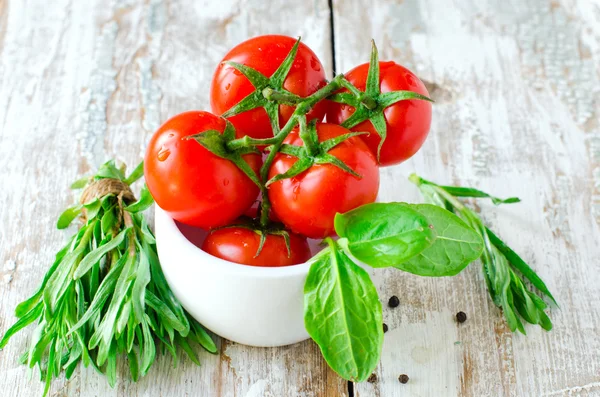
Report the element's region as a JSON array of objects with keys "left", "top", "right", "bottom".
[{"left": 154, "top": 205, "right": 311, "bottom": 347}]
